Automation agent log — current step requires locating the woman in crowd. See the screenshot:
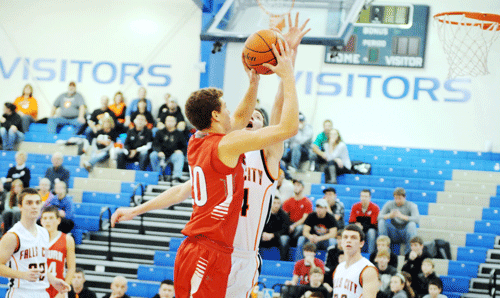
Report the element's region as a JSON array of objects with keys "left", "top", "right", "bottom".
[
  {"left": 129, "top": 98, "right": 154, "bottom": 130},
  {"left": 1, "top": 179, "right": 23, "bottom": 233},
  {"left": 390, "top": 273, "right": 416, "bottom": 298},
  {"left": 323, "top": 129, "right": 352, "bottom": 184},
  {"left": 13, "top": 84, "right": 38, "bottom": 132},
  {"left": 83, "top": 115, "right": 119, "bottom": 172},
  {"left": 109, "top": 91, "right": 127, "bottom": 133}
]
